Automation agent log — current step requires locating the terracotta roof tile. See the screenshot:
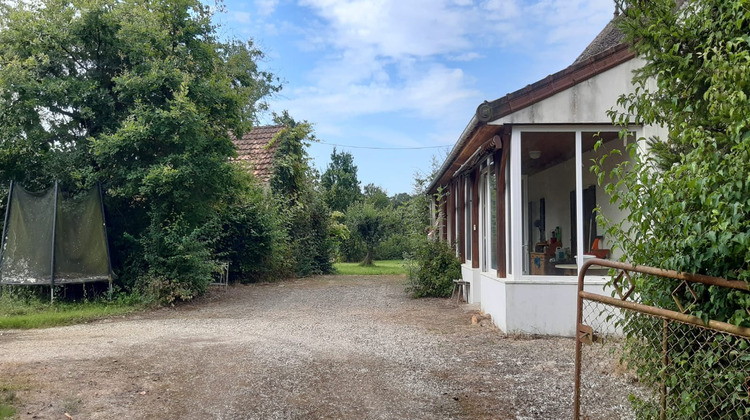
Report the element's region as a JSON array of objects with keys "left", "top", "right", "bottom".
[{"left": 232, "top": 125, "right": 285, "bottom": 183}]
